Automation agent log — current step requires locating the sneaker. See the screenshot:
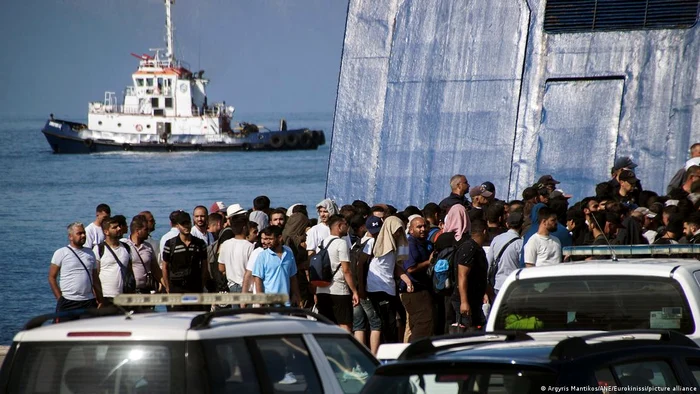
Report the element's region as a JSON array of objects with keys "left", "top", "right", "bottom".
[{"left": 278, "top": 372, "right": 297, "bottom": 385}]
